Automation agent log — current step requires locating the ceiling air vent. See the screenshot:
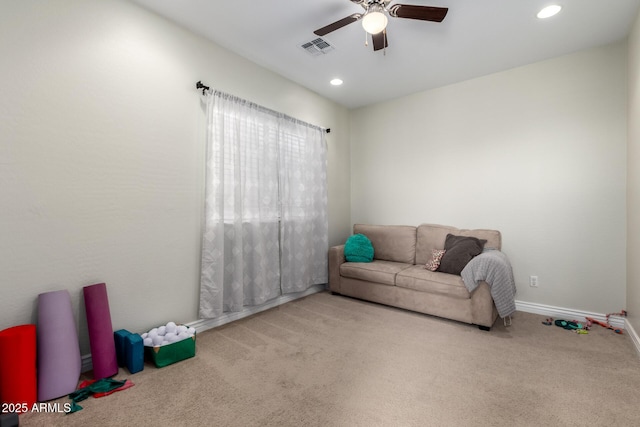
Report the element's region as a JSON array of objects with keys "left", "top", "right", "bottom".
[{"left": 300, "top": 37, "right": 335, "bottom": 56}]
